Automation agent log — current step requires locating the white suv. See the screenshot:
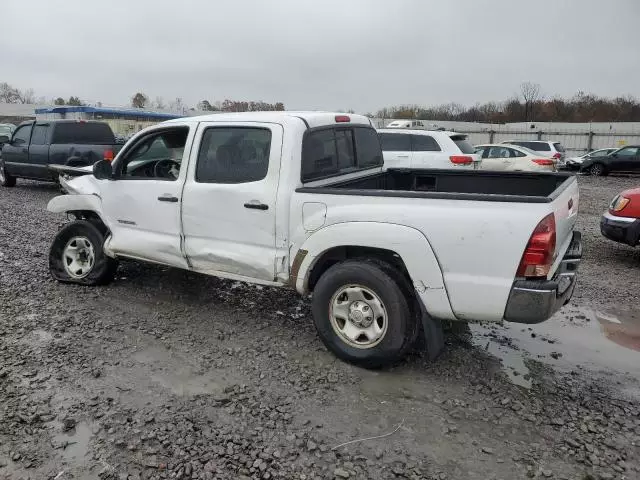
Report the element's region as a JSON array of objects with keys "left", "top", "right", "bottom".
[
  {"left": 378, "top": 129, "right": 481, "bottom": 170},
  {"left": 501, "top": 140, "right": 566, "bottom": 166}
]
